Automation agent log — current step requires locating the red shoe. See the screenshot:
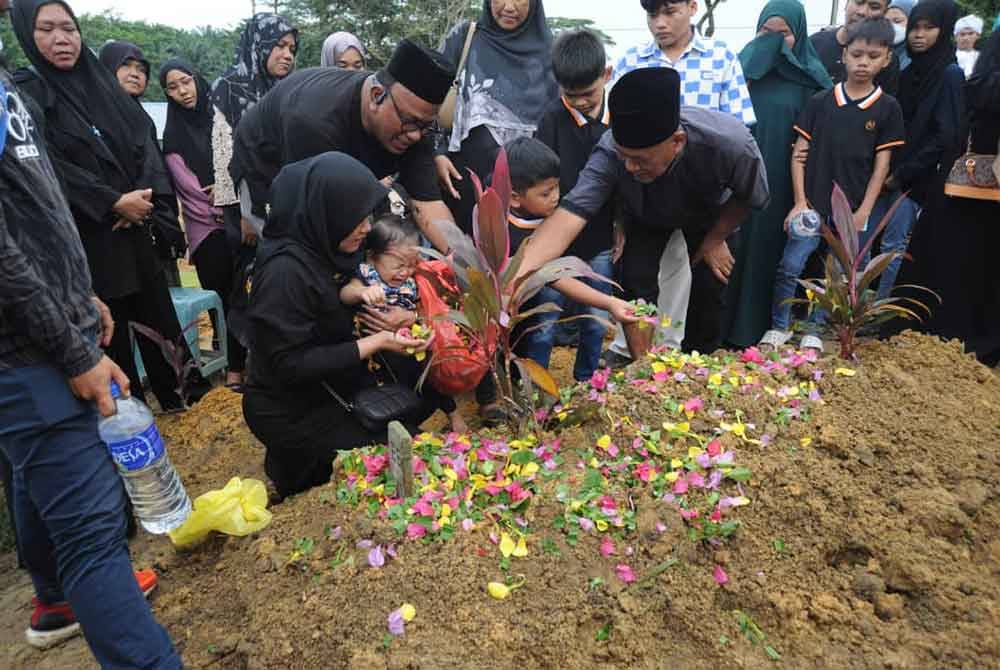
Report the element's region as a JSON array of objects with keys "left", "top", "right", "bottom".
[
  {"left": 134, "top": 568, "right": 158, "bottom": 597},
  {"left": 24, "top": 570, "right": 157, "bottom": 649},
  {"left": 25, "top": 599, "right": 80, "bottom": 649}
]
